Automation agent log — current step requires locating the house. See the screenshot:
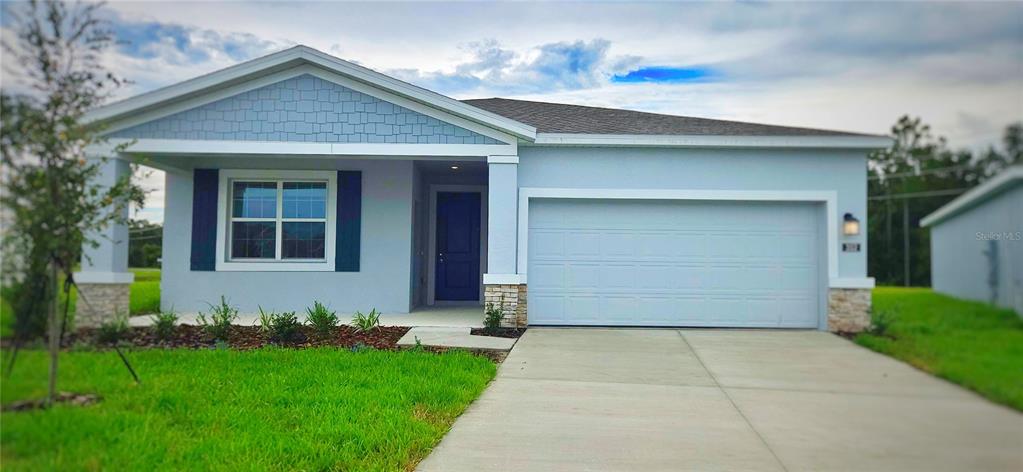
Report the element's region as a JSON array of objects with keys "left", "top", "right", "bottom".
[
  {"left": 921, "top": 167, "right": 1023, "bottom": 315},
  {"left": 73, "top": 45, "right": 888, "bottom": 331}
]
